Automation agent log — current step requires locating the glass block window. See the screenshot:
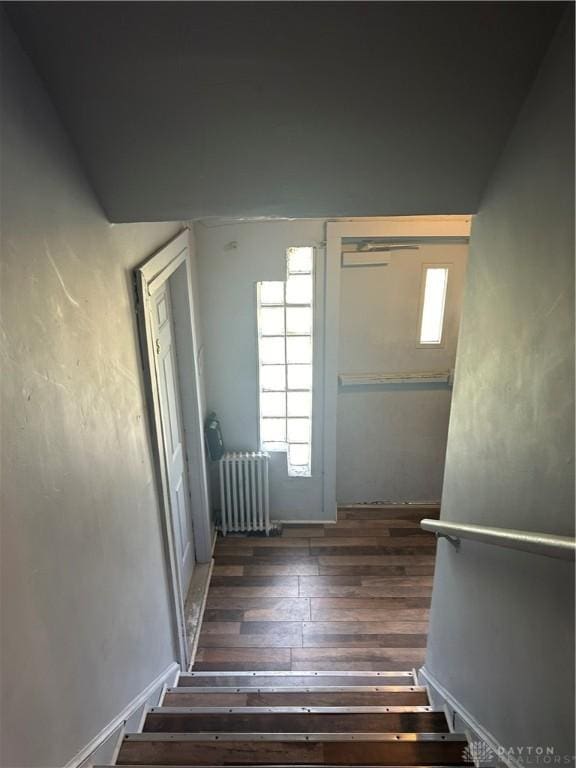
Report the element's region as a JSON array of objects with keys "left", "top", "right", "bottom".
[{"left": 257, "top": 247, "right": 314, "bottom": 477}]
